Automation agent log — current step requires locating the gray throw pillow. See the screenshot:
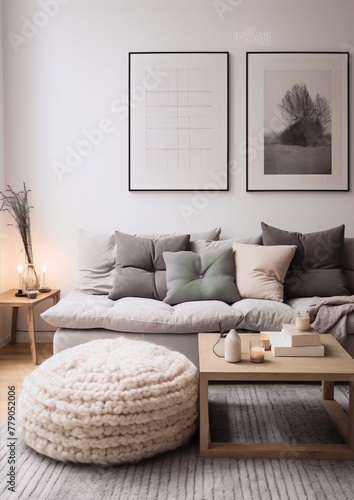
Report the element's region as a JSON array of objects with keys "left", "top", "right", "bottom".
[
  {"left": 261, "top": 222, "right": 350, "bottom": 298},
  {"left": 108, "top": 231, "right": 190, "bottom": 300},
  {"left": 190, "top": 233, "right": 263, "bottom": 253},
  {"left": 163, "top": 248, "right": 240, "bottom": 305}
]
